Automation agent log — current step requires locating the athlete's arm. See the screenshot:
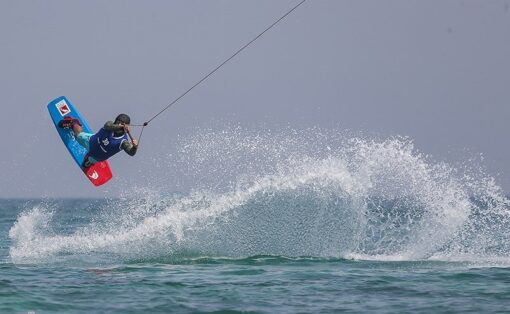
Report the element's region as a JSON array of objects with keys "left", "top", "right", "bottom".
[
  {"left": 104, "top": 121, "right": 124, "bottom": 132},
  {"left": 105, "top": 121, "right": 137, "bottom": 156},
  {"left": 121, "top": 140, "right": 138, "bottom": 156}
]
